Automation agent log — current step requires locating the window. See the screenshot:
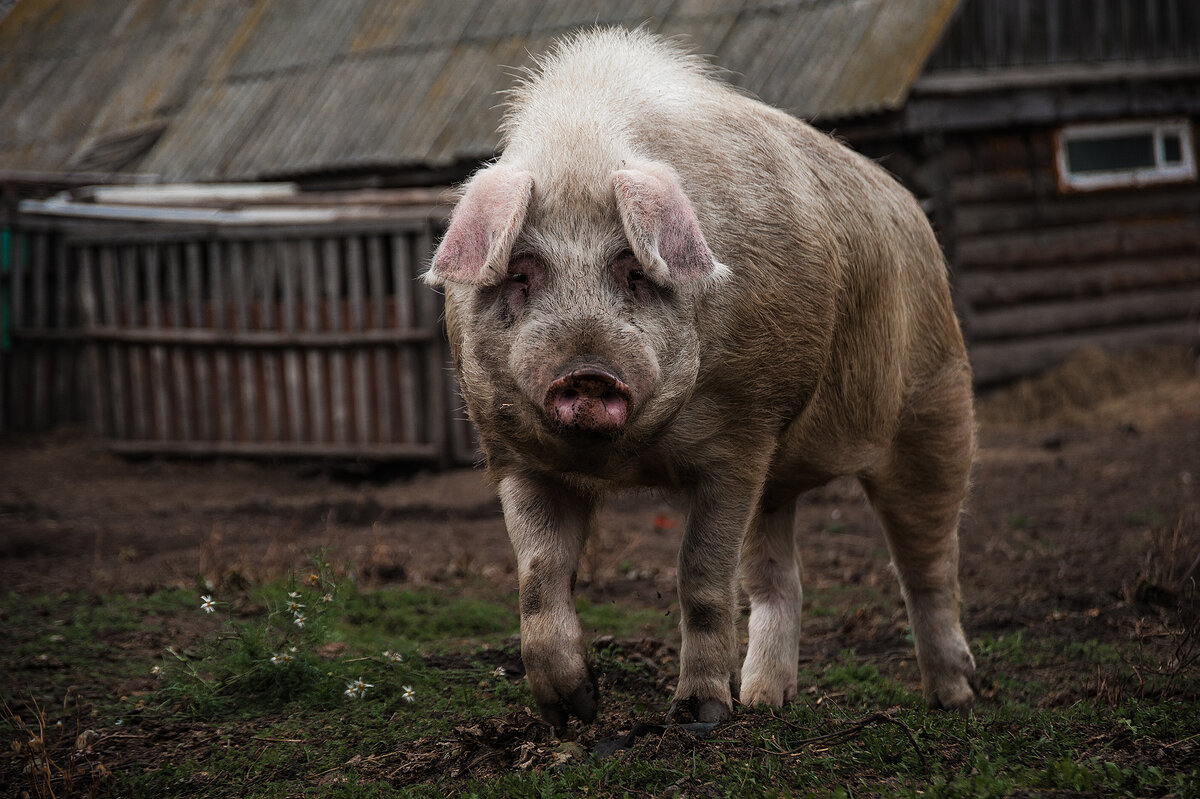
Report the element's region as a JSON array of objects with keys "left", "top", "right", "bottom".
[{"left": 1055, "top": 119, "right": 1196, "bottom": 191}]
